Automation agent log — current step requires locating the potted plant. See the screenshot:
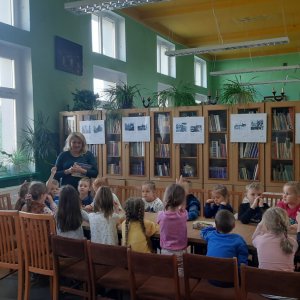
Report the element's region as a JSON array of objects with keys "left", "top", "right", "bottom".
[
  {"left": 72, "top": 89, "right": 100, "bottom": 111},
  {"left": 150, "top": 81, "right": 196, "bottom": 107},
  {"left": 0, "top": 149, "right": 31, "bottom": 175},
  {"left": 0, "top": 161, "right": 8, "bottom": 176},
  {"left": 219, "top": 76, "right": 261, "bottom": 105}
]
